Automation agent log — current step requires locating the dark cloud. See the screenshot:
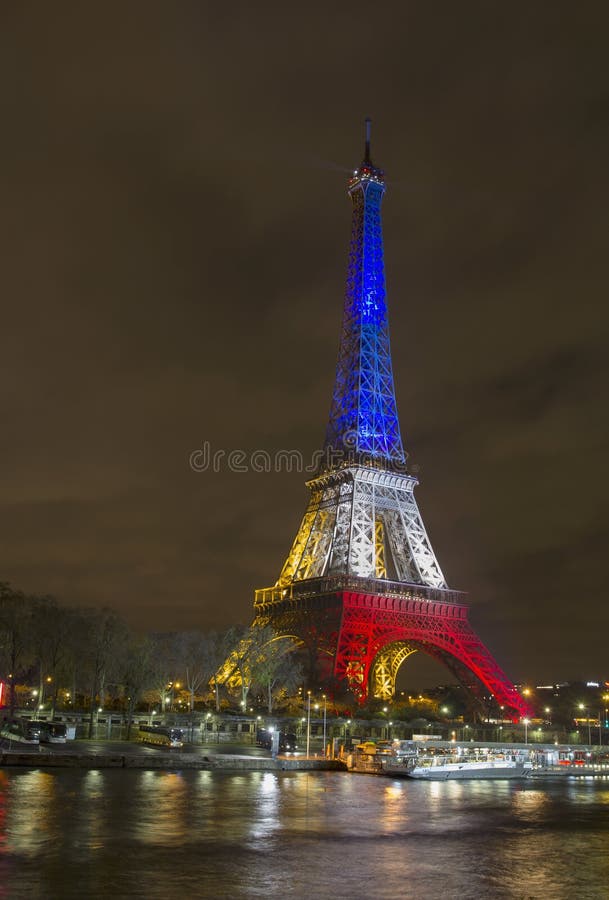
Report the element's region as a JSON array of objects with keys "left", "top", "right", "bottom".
[{"left": 1, "top": 2, "right": 608, "bottom": 684}]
